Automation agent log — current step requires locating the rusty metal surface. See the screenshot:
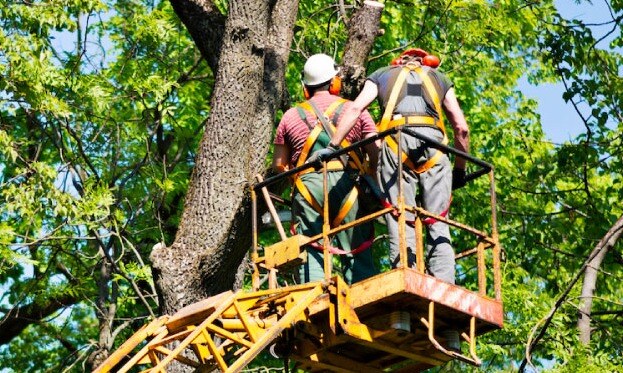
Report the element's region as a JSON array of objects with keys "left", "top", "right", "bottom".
[
  {"left": 401, "top": 269, "right": 503, "bottom": 328},
  {"left": 347, "top": 269, "right": 503, "bottom": 330}
]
